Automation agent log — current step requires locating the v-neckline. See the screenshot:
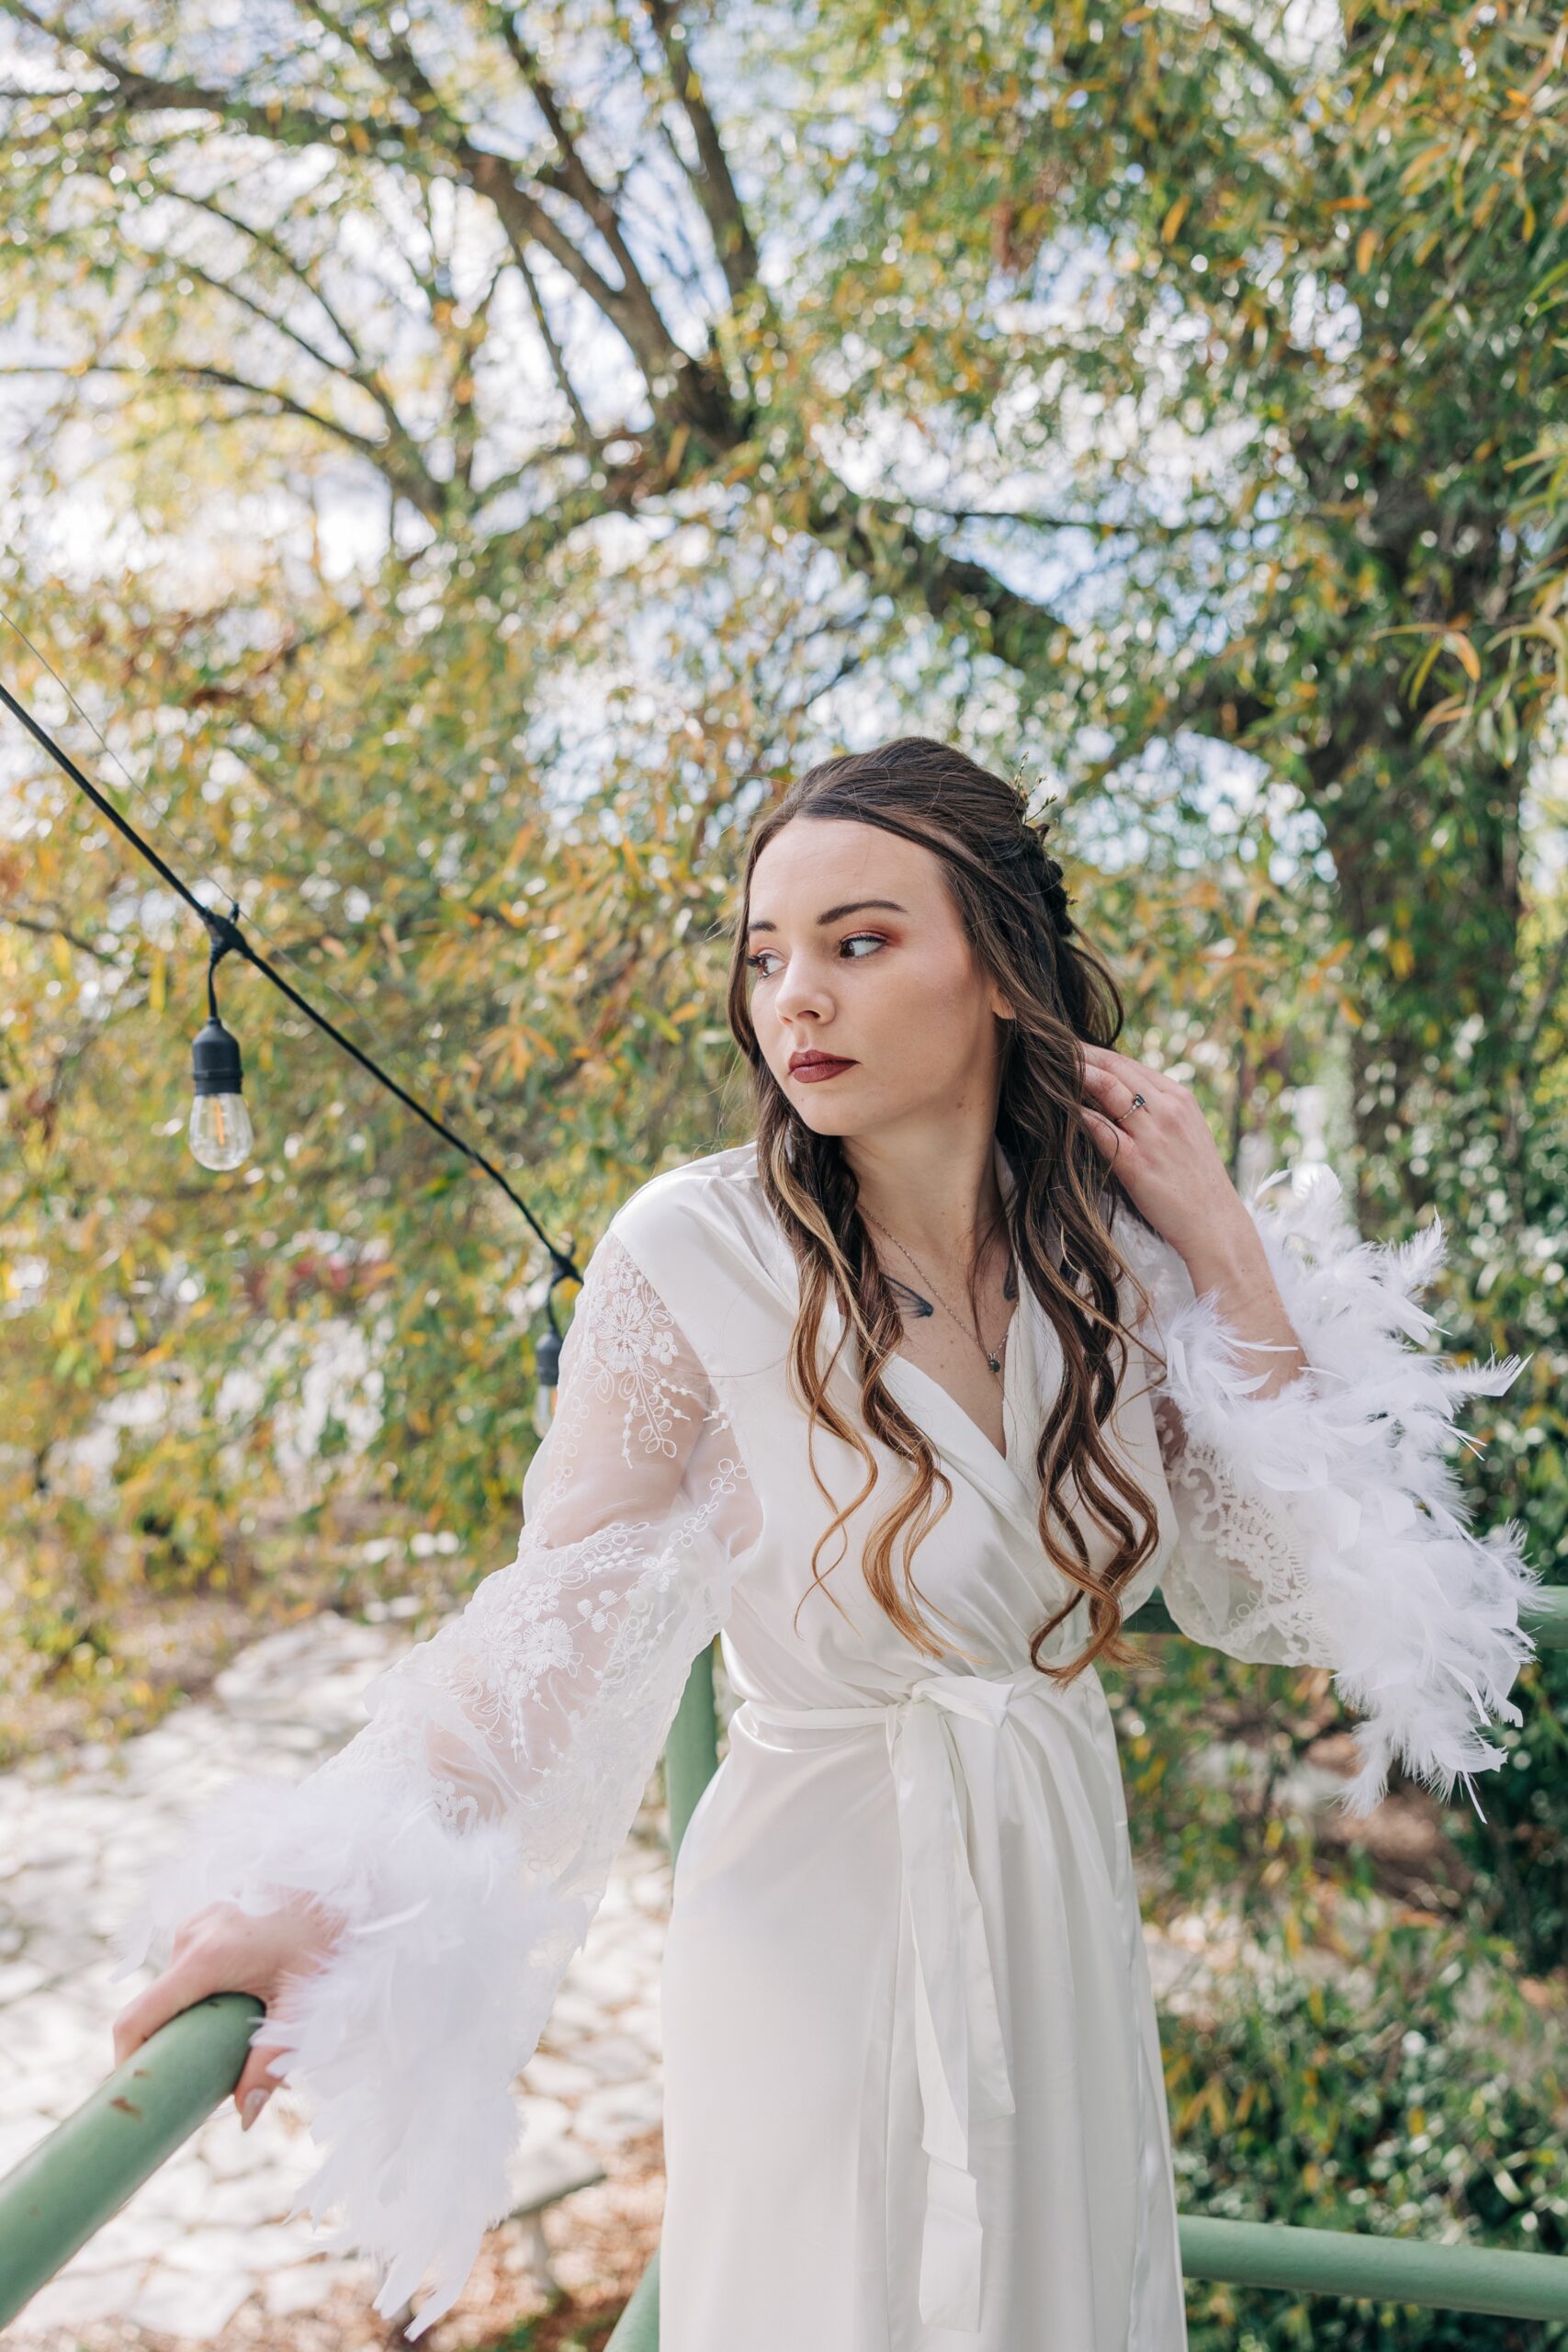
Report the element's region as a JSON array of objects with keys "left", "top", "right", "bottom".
[
  {"left": 747, "top": 1133, "right": 1050, "bottom": 1546},
  {"left": 875, "top": 1296, "right": 1045, "bottom": 1546},
  {"left": 887, "top": 1305, "right": 1020, "bottom": 1474}
]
